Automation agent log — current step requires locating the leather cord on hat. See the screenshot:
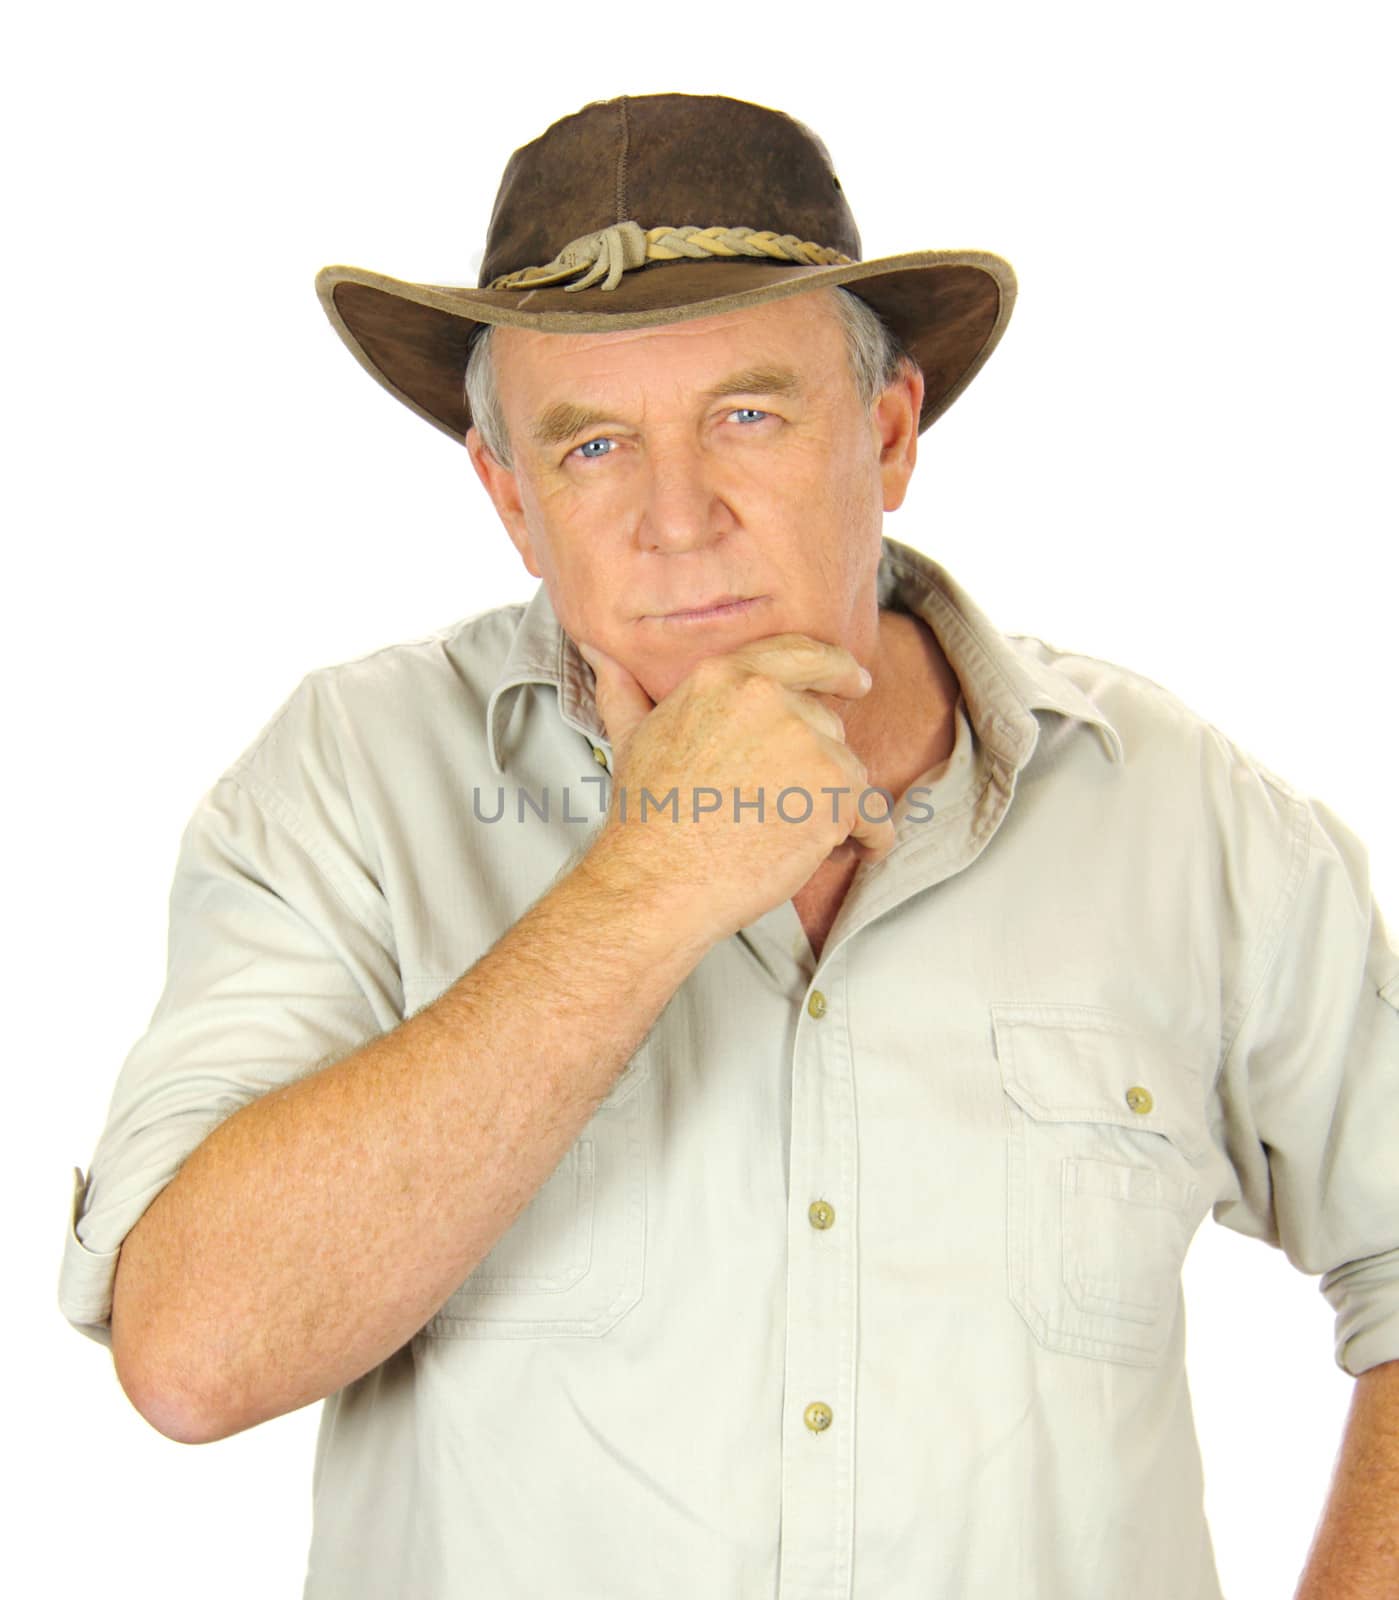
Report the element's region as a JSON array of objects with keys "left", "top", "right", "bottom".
[{"left": 486, "top": 220, "right": 855, "bottom": 294}]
